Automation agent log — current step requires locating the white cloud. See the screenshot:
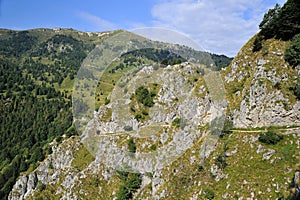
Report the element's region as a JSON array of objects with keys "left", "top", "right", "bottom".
[
  {"left": 78, "top": 12, "right": 116, "bottom": 31},
  {"left": 151, "top": 0, "right": 283, "bottom": 56}
]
